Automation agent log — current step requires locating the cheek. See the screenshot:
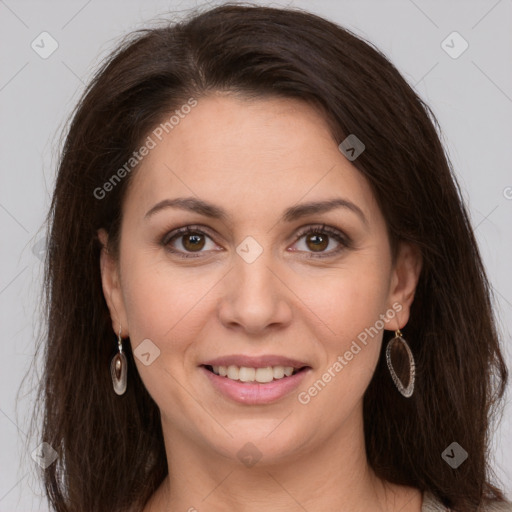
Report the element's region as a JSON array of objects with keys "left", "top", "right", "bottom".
[
  {"left": 119, "top": 256, "right": 212, "bottom": 412},
  {"left": 303, "top": 259, "right": 390, "bottom": 340},
  {"left": 122, "top": 266, "right": 171, "bottom": 341},
  {"left": 296, "top": 255, "right": 391, "bottom": 392},
  {"left": 119, "top": 248, "right": 227, "bottom": 407},
  {"left": 118, "top": 227, "right": 209, "bottom": 337}
]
